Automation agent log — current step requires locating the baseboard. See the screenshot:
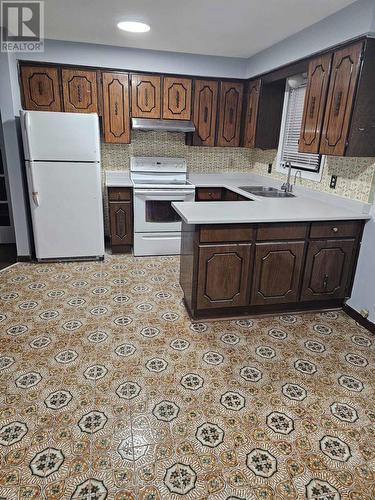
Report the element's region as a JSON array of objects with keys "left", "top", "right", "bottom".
[
  {"left": 17, "top": 255, "right": 32, "bottom": 262},
  {"left": 343, "top": 304, "right": 375, "bottom": 335}
]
